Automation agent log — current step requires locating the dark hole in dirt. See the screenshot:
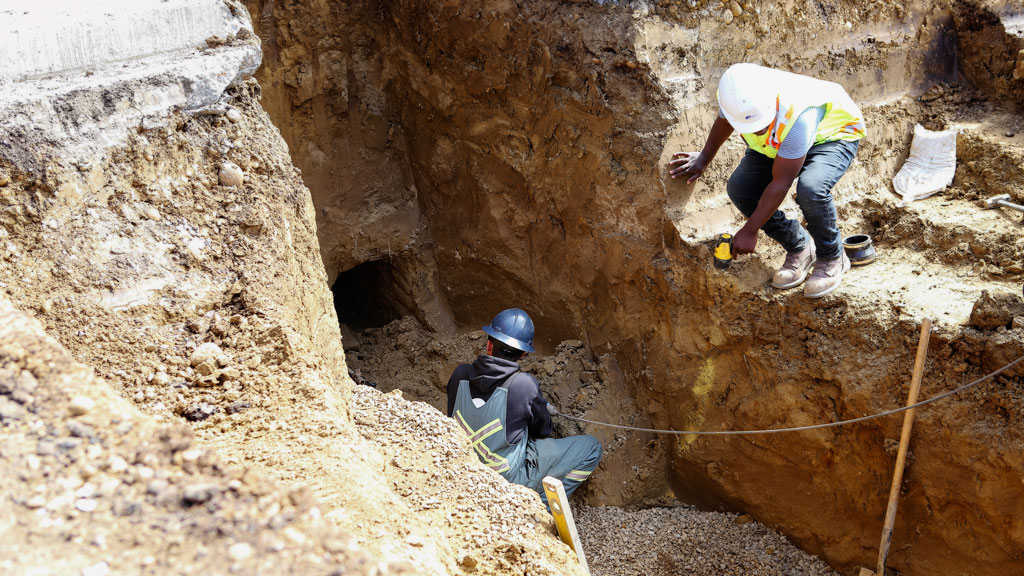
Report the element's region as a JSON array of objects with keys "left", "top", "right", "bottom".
[{"left": 332, "top": 260, "right": 409, "bottom": 330}]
